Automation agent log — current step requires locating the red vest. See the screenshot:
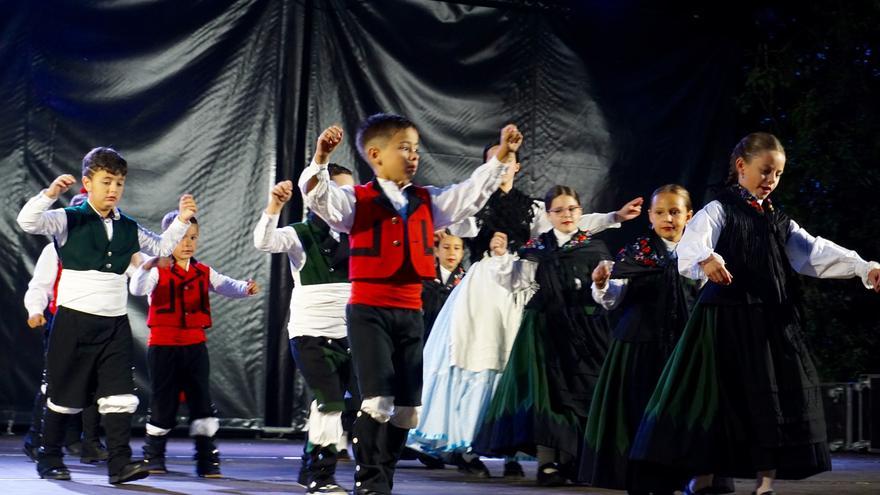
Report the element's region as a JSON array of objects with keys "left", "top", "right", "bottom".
[
  {"left": 349, "top": 181, "right": 436, "bottom": 281},
  {"left": 147, "top": 260, "right": 213, "bottom": 329}
]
